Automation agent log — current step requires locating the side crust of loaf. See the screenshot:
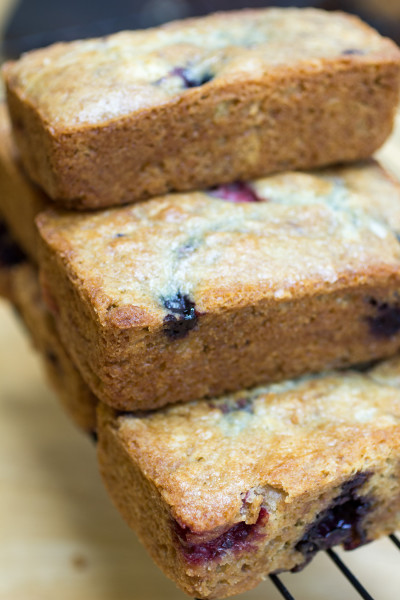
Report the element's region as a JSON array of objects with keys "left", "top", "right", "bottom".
[{"left": 41, "top": 239, "right": 400, "bottom": 410}]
